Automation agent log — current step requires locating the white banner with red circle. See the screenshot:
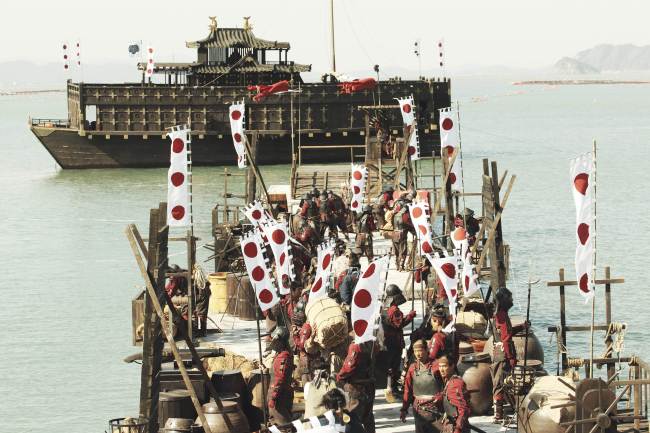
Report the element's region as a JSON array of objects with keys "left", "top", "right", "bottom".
[
  {"left": 450, "top": 227, "right": 469, "bottom": 259},
  {"left": 307, "top": 240, "right": 336, "bottom": 302},
  {"left": 243, "top": 200, "right": 273, "bottom": 228},
  {"left": 408, "top": 201, "right": 434, "bottom": 256},
  {"left": 461, "top": 254, "right": 479, "bottom": 297},
  {"left": 349, "top": 164, "right": 367, "bottom": 214},
  {"left": 429, "top": 254, "right": 459, "bottom": 329},
  {"left": 62, "top": 41, "right": 69, "bottom": 71},
  {"left": 397, "top": 97, "right": 415, "bottom": 125},
  {"left": 260, "top": 220, "right": 294, "bottom": 295},
  {"left": 439, "top": 108, "right": 461, "bottom": 191},
  {"left": 166, "top": 126, "right": 191, "bottom": 227},
  {"left": 240, "top": 229, "right": 280, "bottom": 312},
  {"left": 145, "top": 46, "right": 154, "bottom": 78},
  {"left": 229, "top": 102, "right": 247, "bottom": 169},
  {"left": 407, "top": 124, "right": 421, "bottom": 161},
  {"left": 570, "top": 153, "right": 594, "bottom": 301},
  {"left": 351, "top": 255, "right": 389, "bottom": 344}
]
